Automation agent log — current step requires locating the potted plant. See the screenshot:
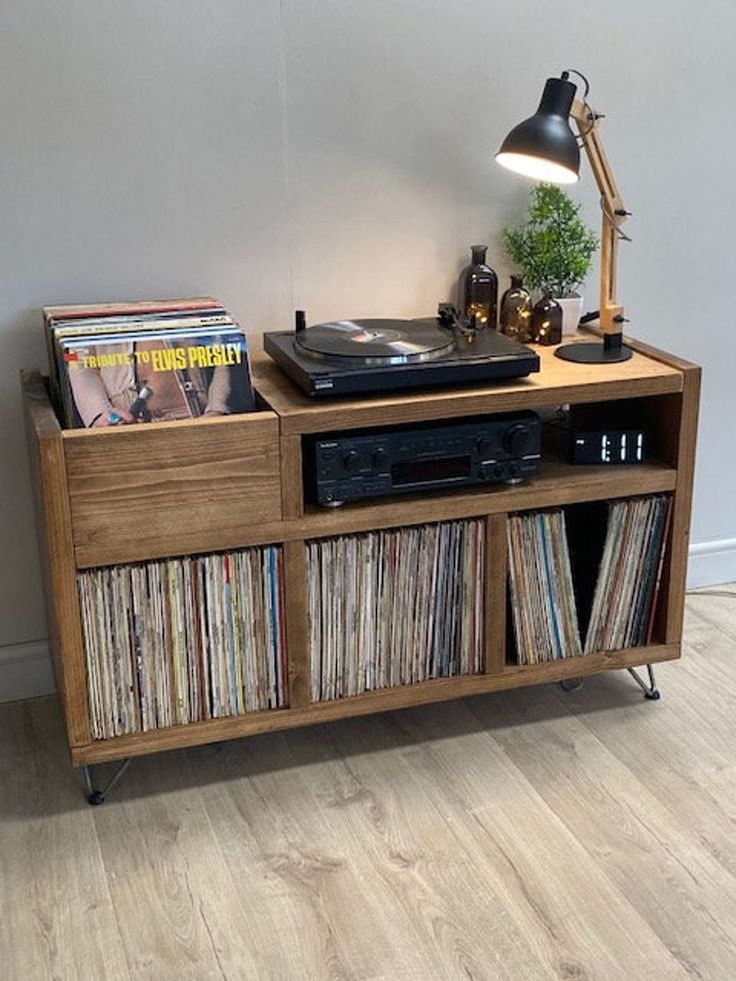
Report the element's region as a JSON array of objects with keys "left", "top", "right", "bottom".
[{"left": 502, "top": 183, "right": 598, "bottom": 336}]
